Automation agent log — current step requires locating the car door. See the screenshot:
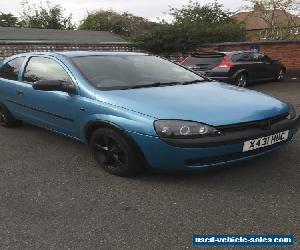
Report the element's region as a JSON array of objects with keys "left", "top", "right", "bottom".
[
  {"left": 233, "top": 53, "right": 260, "bottom": 81},
  {"left": 17, "top": 56, "right": 84, "bottom": 138},
  {"left": 252, "top": 53, "right": 272, "bottom": 80},
  {"left": 0, "top": 56, "right": 29, "bottom": 119},
  {"left": 261, "top": 54, "right": 277, "bottom": 79}
]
